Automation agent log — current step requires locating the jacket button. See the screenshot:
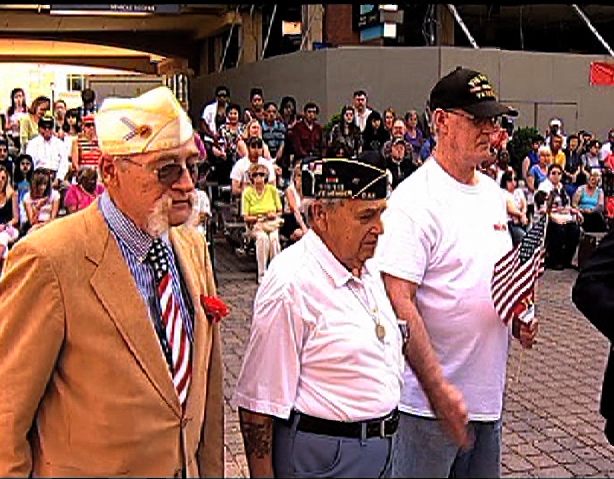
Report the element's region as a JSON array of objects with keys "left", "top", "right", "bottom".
[
  {"left": 181, "top": 418, "right": 188, "bottom": 428},
  {"left": 173, "top": 468, "right": 182, "bottom": 478}
]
